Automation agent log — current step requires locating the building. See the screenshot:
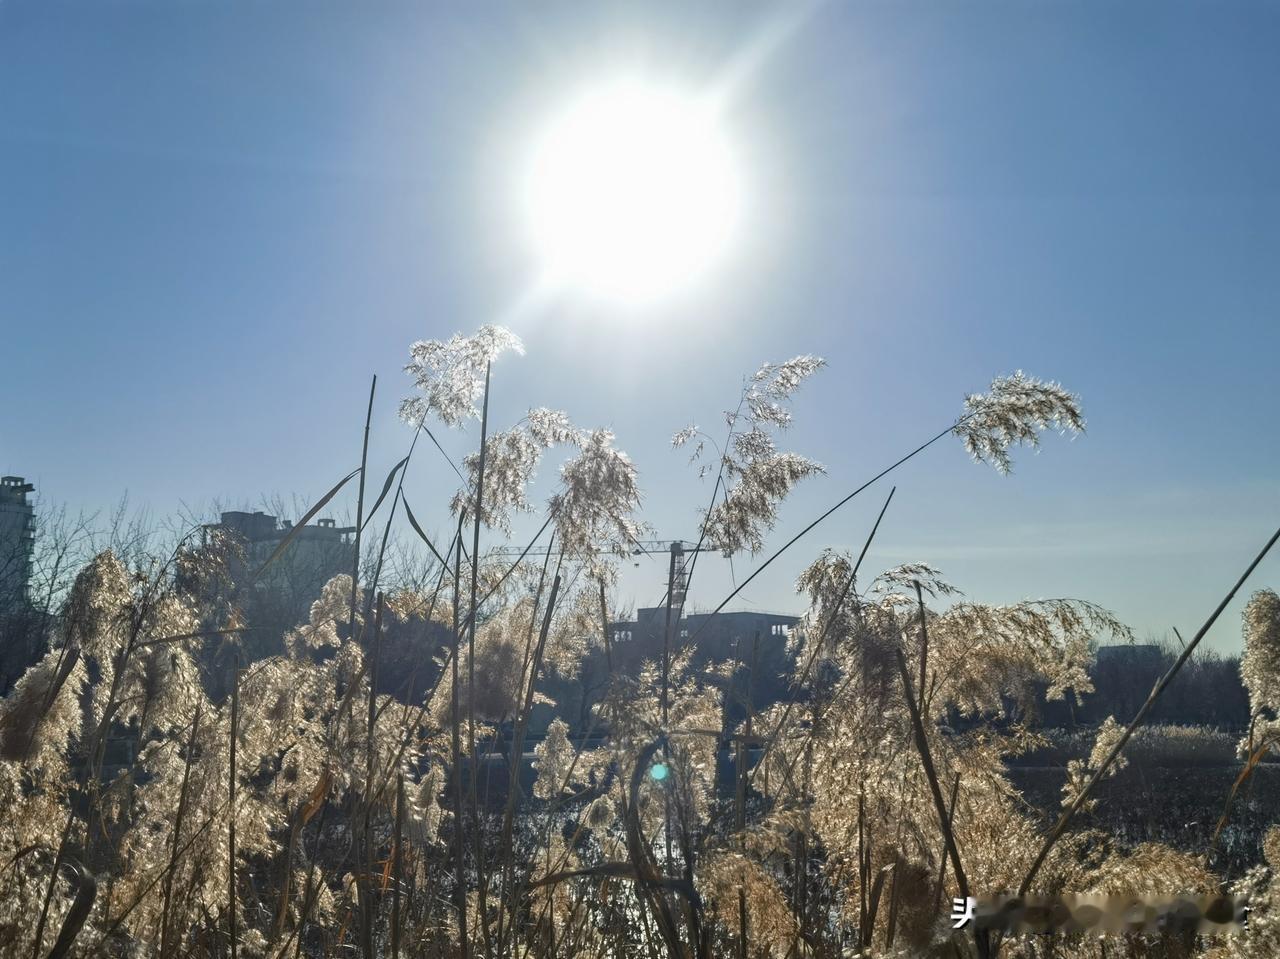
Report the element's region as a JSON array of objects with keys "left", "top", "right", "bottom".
[
  {"left": 1095, "top": 643, "right": 1164, "bottom": 666},
  {"left": 538, "top": 603, "right": 801, "bottom": 735},
  {"left": 211, "top": 510, "right": 357, "bottom": 624},
  {"left": 628, "top": 603, "right": 798, "bottom": 644},
  {"left": 611, "top": 606, "right": 798, "bottom": 676},
  {"left": 0, "top": 476, "right": 36, "bottom": 612}
]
